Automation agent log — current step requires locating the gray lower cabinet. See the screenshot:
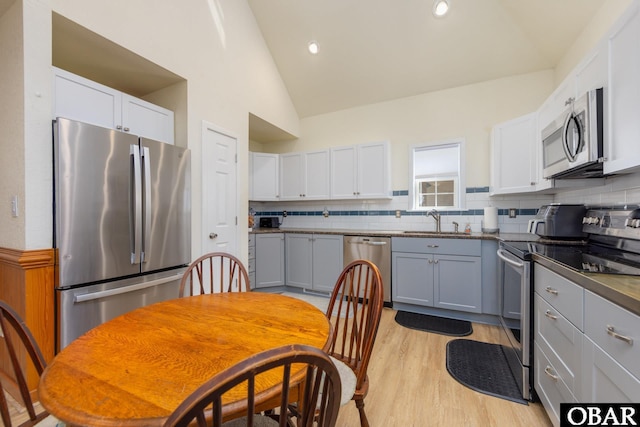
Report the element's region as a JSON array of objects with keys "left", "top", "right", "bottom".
[
  {"left": 285, "top": 233, "right": 343, "bottom": 293},
  {"left": 255, "top": 233, "right": 285, "bottom": 288},
  {"left": 248, "top": 234, "right": 256, "bottom": 289},
  {"left": 392, "top": 237, "right": 482, "bottom": 313}
]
